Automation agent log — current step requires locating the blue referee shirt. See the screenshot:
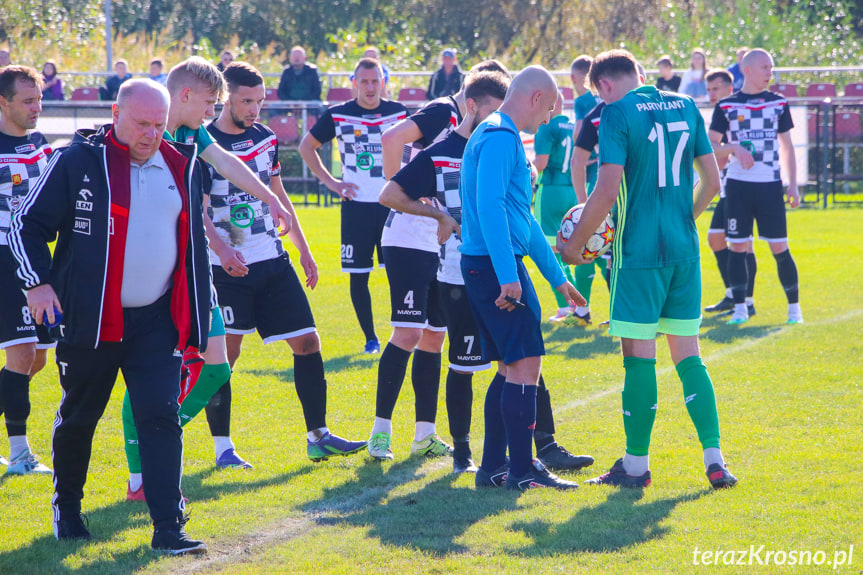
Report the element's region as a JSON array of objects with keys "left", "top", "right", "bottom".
[{"left": 459, "top": 111, "right": 566, "bottom": 288}]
